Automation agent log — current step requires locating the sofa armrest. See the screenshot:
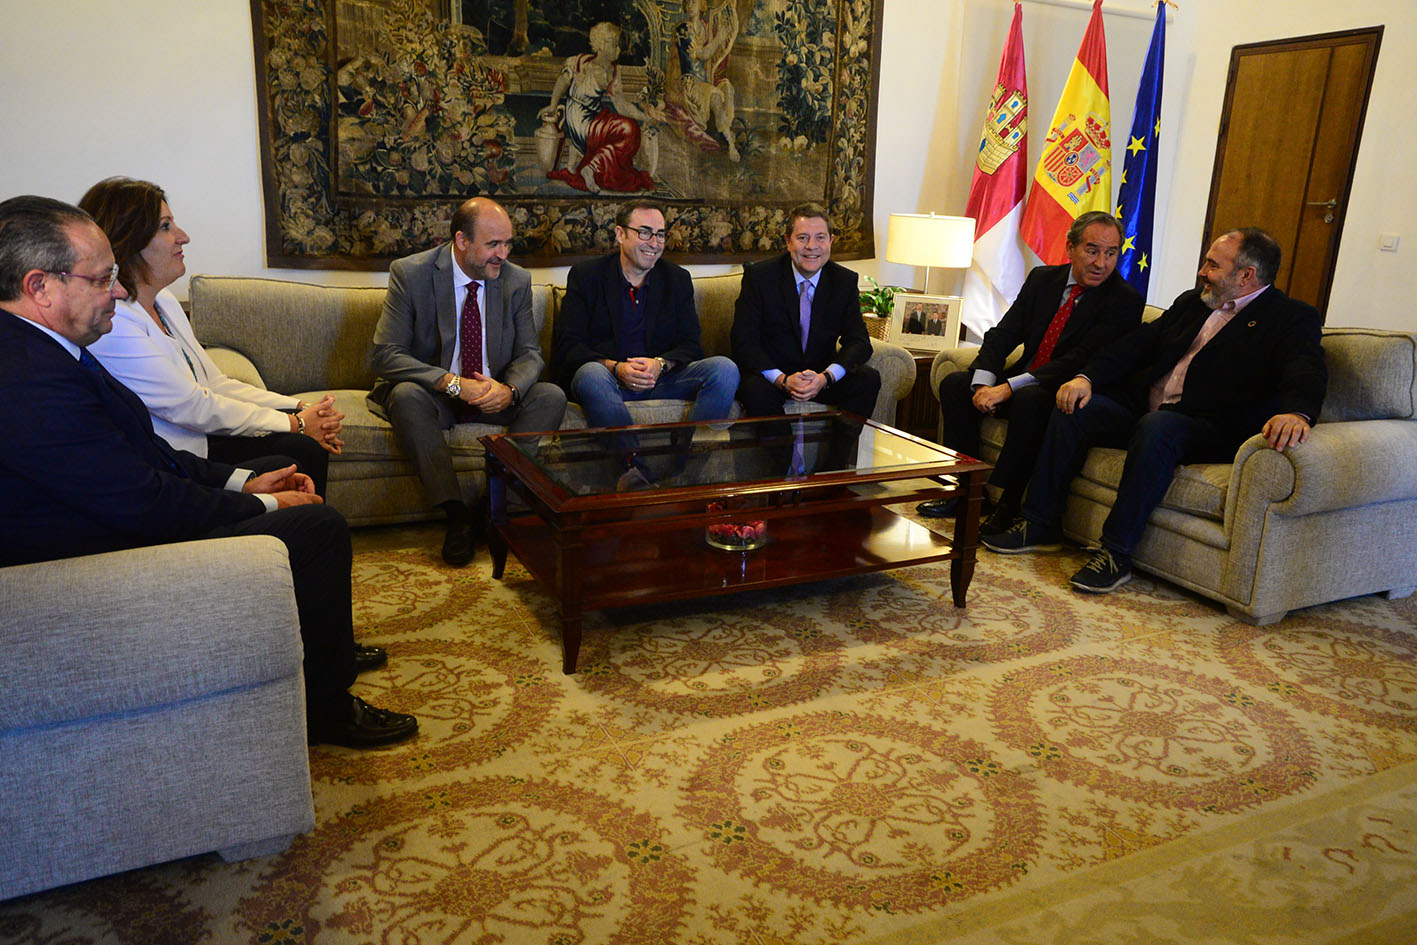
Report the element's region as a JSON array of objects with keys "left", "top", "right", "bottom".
[
  {"left": 929, "top": 347, "right": 975, "bottom": 394},
  {"left": 867, "top": 338, "right": 917, "bottom": 401},
  {"left": 1225, "top": 420, "right": 1417, "bottom": 526},
  {"left": 0, "top": 536, "right": 303, "bottom": 730},
  {"left": 205, "top": 345, "right": 268, "bottom": 390}
]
